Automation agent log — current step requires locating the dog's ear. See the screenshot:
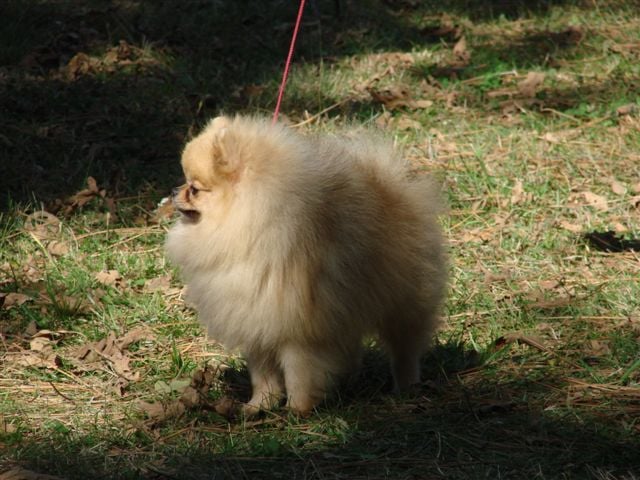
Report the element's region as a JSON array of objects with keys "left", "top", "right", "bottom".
[
  {"left": 209, "top": 116, "right": 230, "bottom": 131},
  {"left": 211, "top": 127, "right": 244, "bottom": 181}
]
